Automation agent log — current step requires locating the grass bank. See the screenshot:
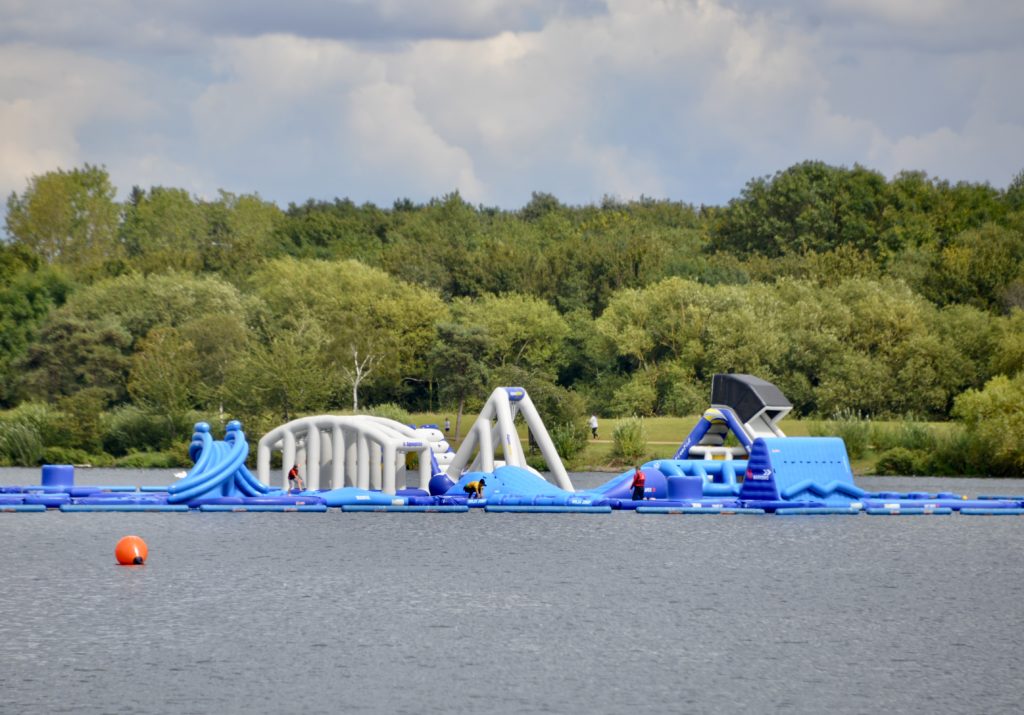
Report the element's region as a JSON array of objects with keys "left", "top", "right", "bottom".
[{"left": 409, "top": 412, "right": 960, "bottom": 475}]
